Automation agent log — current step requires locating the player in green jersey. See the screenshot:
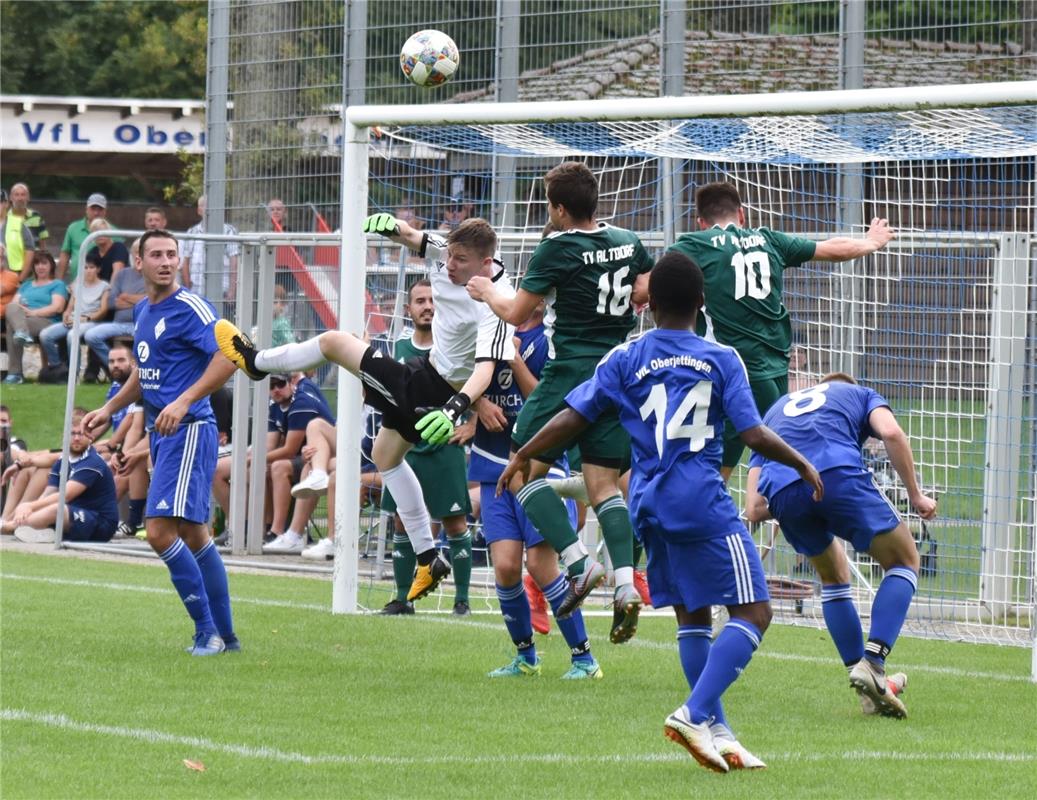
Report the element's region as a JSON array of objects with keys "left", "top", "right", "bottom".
[
  {"left": 668, "top": 181, "right": 895, "bottom": 481},
  {"left": 467, "top": 161, "right": 654, "bottom": 642},
  {"left": 379, "top": 279, "right": 474, "bottom": 616}
]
